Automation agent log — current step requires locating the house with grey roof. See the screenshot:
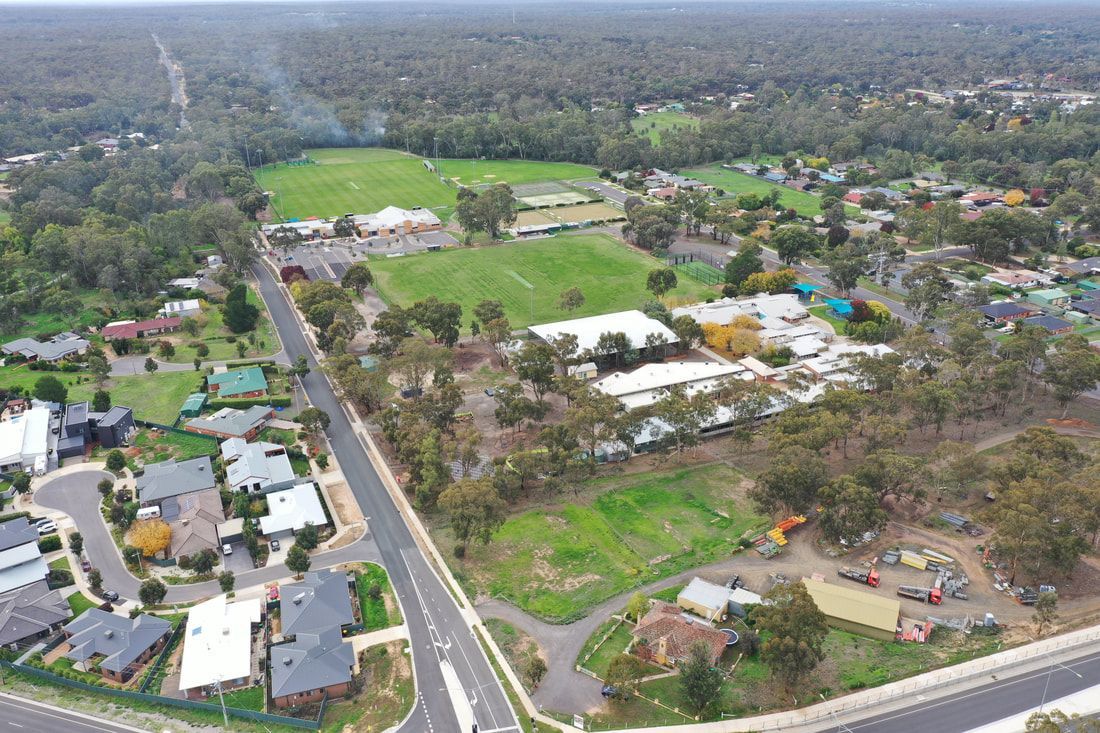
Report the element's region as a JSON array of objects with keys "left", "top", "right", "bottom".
[
  {"left": 184, "top": 405, "right": 273, "bottom": 441},
  {"left": 221, "top": 437, "right": 296, "bottom": 494},
  {"left": 136, "top": 456, "right": 216, "bottom": 505},
  {"left": 280, "top": 570, "right": 355, "bottom": 638},
  {"left": 0, "top": 517, "right": 49, "bottom": 594},
  {"left": 269, "top": 627, "right": 355, "bottom": 708},
  {"left": 63, "top": 609, "right": 172, "bottom": 683},
  {"left": 1, "top": 333, "right": 89, "bottom": 363},
  {"left": 0, "top": 579, "right": 71, "bottom": 647},
  {"left": 163, "top": 488, "right": 225, "bottom": 559}
]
